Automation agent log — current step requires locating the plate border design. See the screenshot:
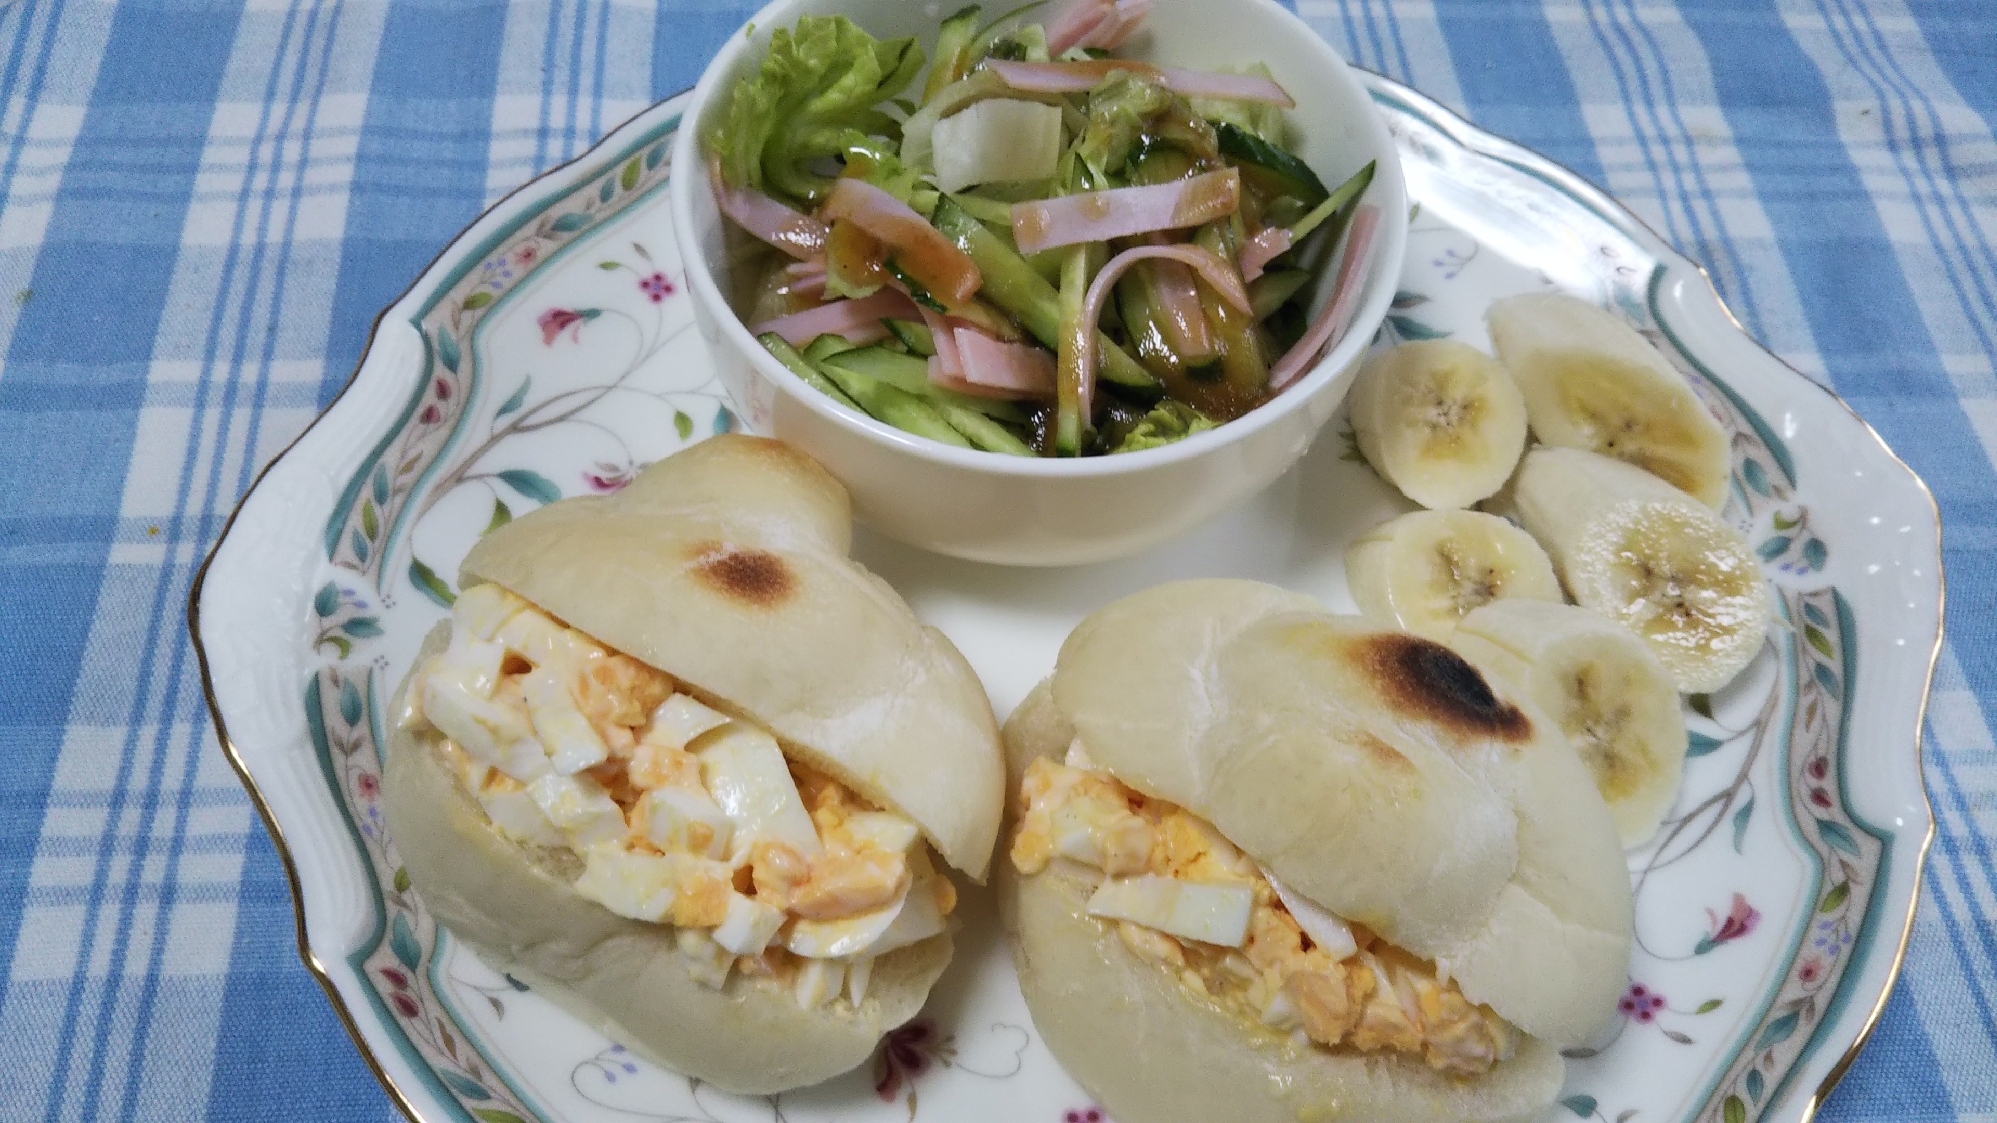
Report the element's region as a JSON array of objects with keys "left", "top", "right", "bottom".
[{"left": 188, "top": 73, "right": 1941, "bottom": 1123}]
